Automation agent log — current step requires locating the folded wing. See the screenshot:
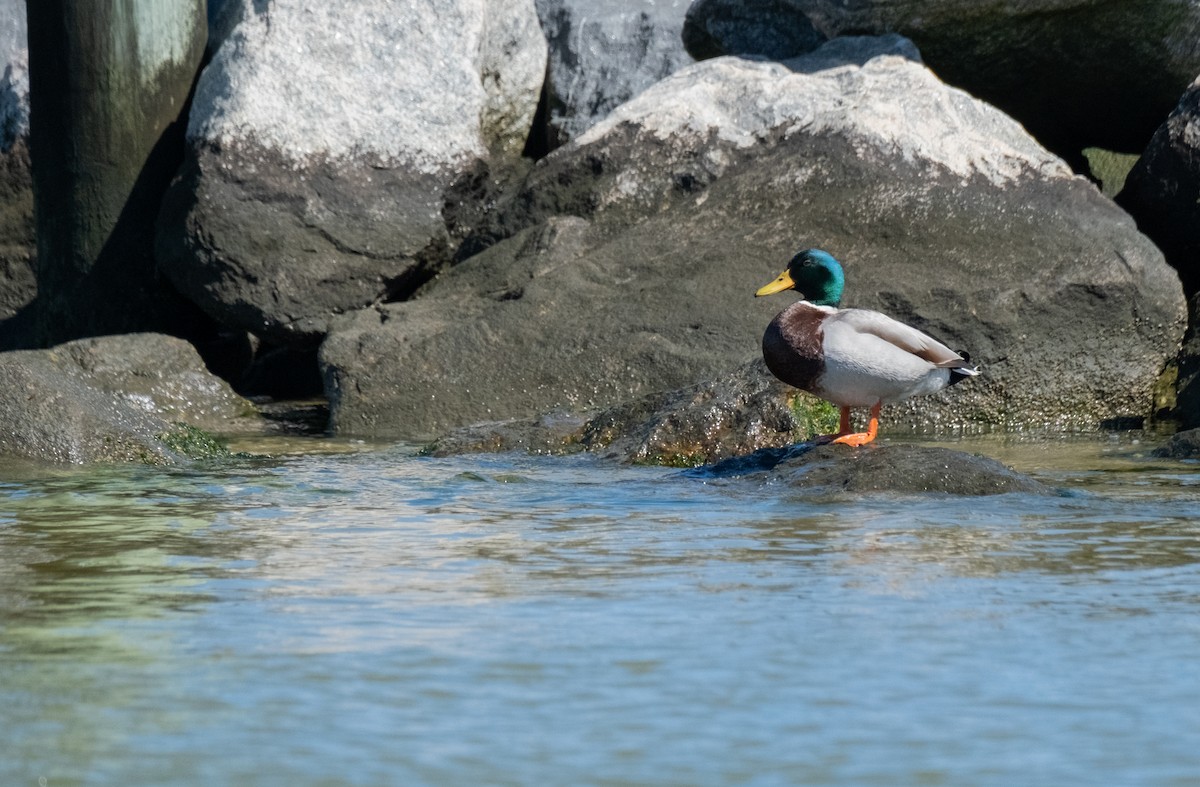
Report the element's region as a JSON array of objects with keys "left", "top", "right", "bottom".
[{"left": 831, "top": 308, "right": 974, "bottom": 369}]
